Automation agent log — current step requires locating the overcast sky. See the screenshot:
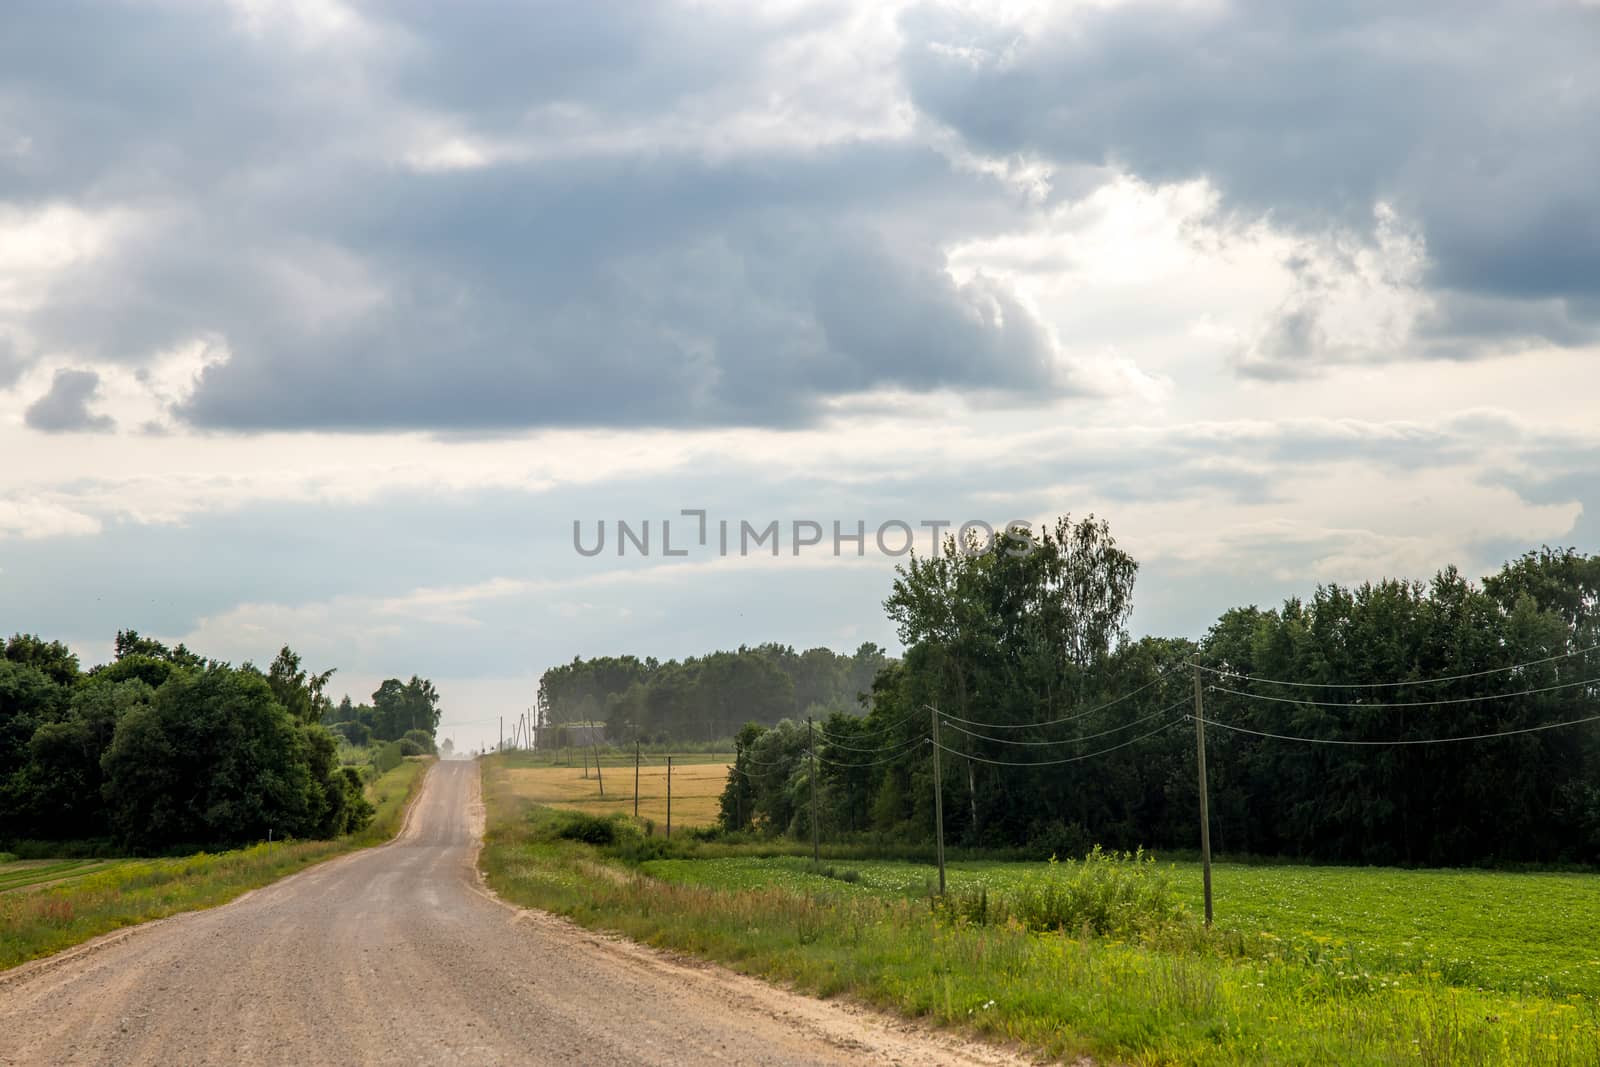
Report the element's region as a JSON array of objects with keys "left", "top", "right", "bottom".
[{"left": 2, "top": 0, "right": 1596, "bottom": 752}]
